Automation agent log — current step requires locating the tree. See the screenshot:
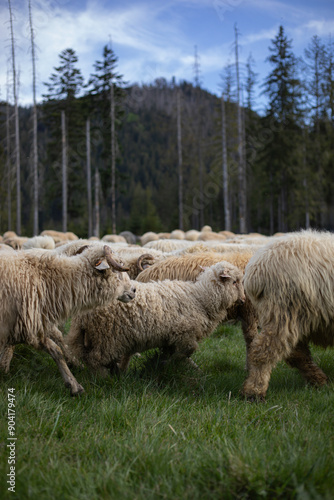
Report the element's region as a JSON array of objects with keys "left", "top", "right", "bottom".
[
  {"left": 87, "top": 44, "right": 125, "bottom": 233},
  {"left": 262, "top": 25, "right": 303, "bottom": 232},
  {"left": 234, "top": 24, "right": 247, "bottom": 233},
  {"left": 8, "top": 0, "right": 21, "bottom": 234},
  {"left": 43, "top": 48, "right": 84, "bottom": 231},
  {"left": 28, "top": 0, "right": 39, "bottom": 235}
]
